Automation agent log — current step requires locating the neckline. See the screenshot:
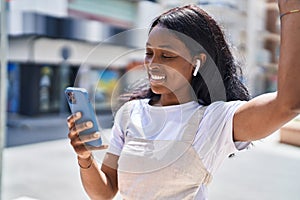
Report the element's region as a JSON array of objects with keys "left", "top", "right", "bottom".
[{"left": 146, "top": 99, "right": 199, "bottom": 111}]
